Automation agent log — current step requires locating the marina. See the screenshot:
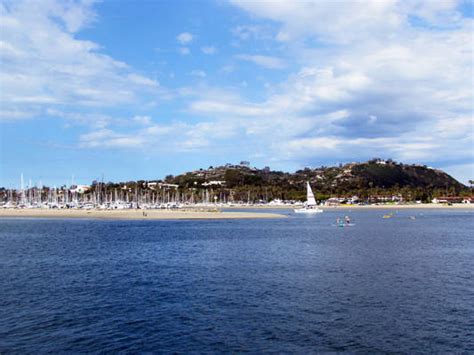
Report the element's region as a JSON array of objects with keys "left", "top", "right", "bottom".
[{"left": 2, "top": 175, "right": 472, "bottom": 215}]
